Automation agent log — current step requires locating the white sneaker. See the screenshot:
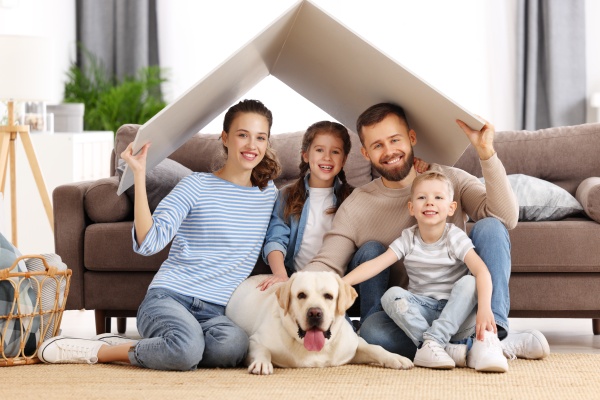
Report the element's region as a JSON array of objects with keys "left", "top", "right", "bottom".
[
  {"left": 467, "top": 331, "right": 508, "bottom": 373},
  {"left": 501, "top": 329, "right": 550, "bottom": 360},
  {"left": 414, "top": 340, "right": 455, "bottom": 369},
  {"left": 38, "top": 336, "right": 106, "bottom": 364},
  {"left": 445, "top": 343, "right": 468, "bottom": 367},
  {"left": 92, "top": 333, "right": 139, "bottom": 346}
]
